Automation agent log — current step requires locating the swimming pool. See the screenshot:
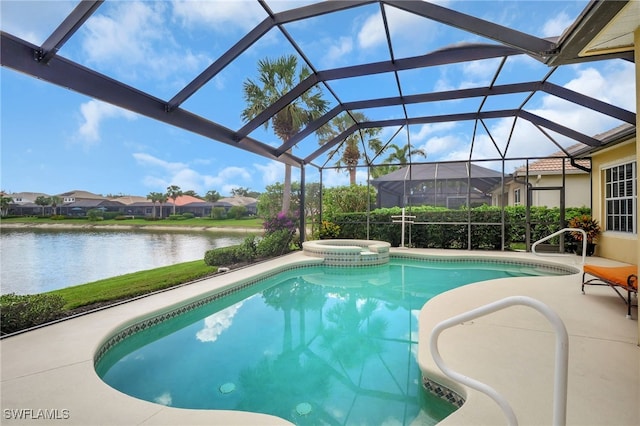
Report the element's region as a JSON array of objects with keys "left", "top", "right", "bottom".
[{"left": 95, "top": 256, "right": 572, "bottom": 425}]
